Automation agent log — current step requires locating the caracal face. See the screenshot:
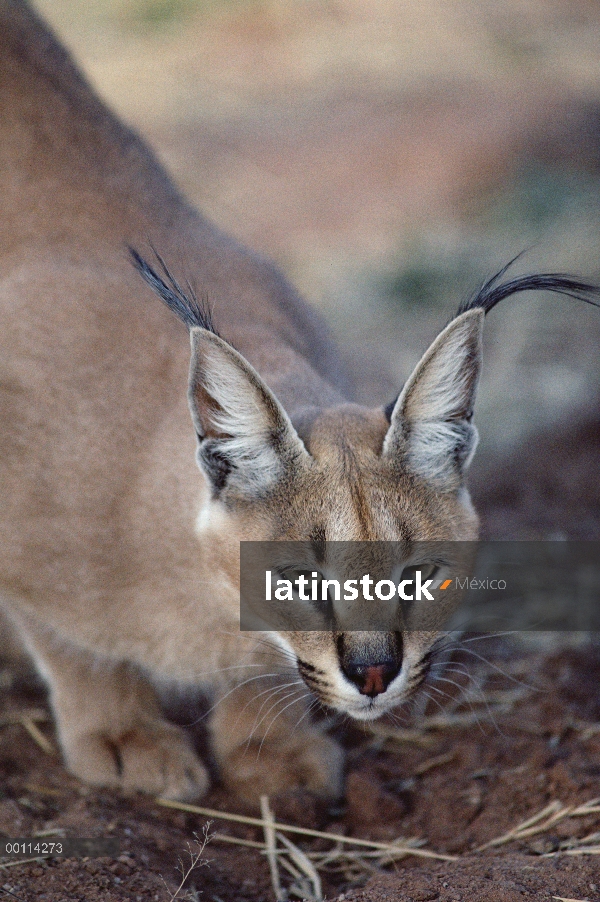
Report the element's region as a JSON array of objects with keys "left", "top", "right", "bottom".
[
  {"left": 162, "top": 292, "right": 482, "bottom": 725},
  {"left": 196, "top": 397, "right": 479, "bottom": 721}
]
